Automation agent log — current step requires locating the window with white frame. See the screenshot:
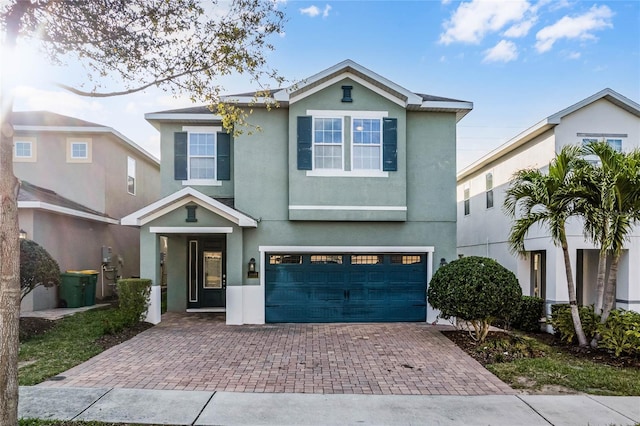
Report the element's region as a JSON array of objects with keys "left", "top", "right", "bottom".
[
  {"left": 313, "top": 117, "right": 343, "bottom": 169},
  {"left": 352, "top": 118, "right": 382, "bottom": 170},
  {"left": 67, "top": 138, "right": 91, "bottom": 162},
  {"left": 581, "top": 136, "right": 624, "bottom": 152},
  {"left": 71, "top": 142, "right": 87, "bottom": 158},
  {"left": 486, "top": 172, "right": 494, "bottom": 209},
  {"left": 189, "top": 132, "right": 216, "bottom": 179},
  {"left": 463, "top": 184, "right": 470, "bottom": 216},
  {"left": 14, "top": 138, "right": 36, "bottom": 162},
  {"left": 127, "top": 156, "right": 136, "bottom": 195}
]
